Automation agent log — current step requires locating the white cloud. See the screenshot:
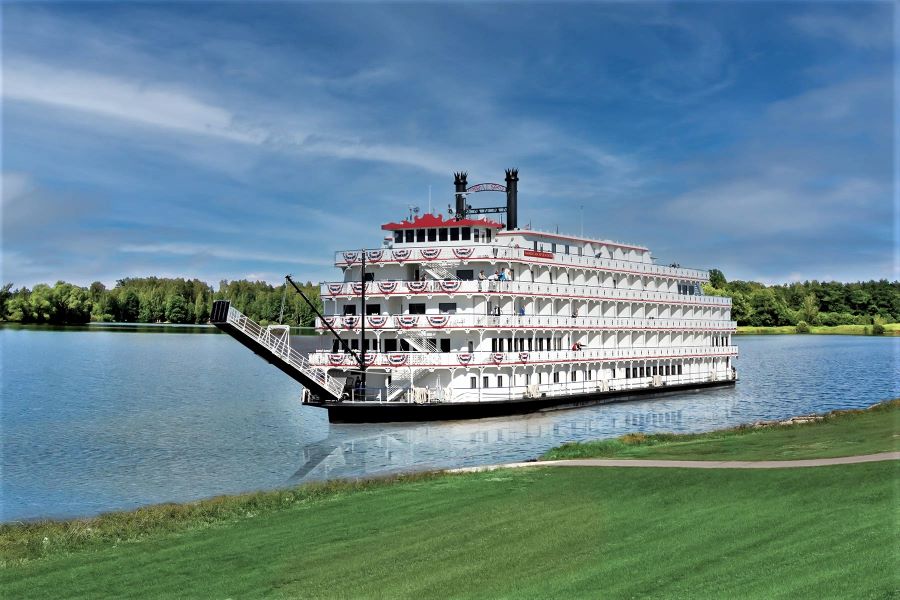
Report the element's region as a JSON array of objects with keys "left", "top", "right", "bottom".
[
  {"left": 3, "top": 60, "right": 267, "bottom": 144},
  {"left": 789, "top": 11, "right": 894, "bottom": 50}
]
